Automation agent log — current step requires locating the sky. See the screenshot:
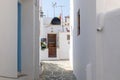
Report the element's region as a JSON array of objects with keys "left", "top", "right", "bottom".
[{"left": 41, "top": 0, "right": 70, "bottom": 18}]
